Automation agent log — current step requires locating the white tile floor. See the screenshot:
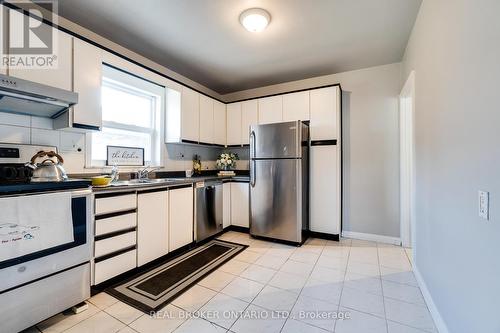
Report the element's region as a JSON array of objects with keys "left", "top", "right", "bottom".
[{"left": 28, "top": 231, "right": 436, "bottom": 333}]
